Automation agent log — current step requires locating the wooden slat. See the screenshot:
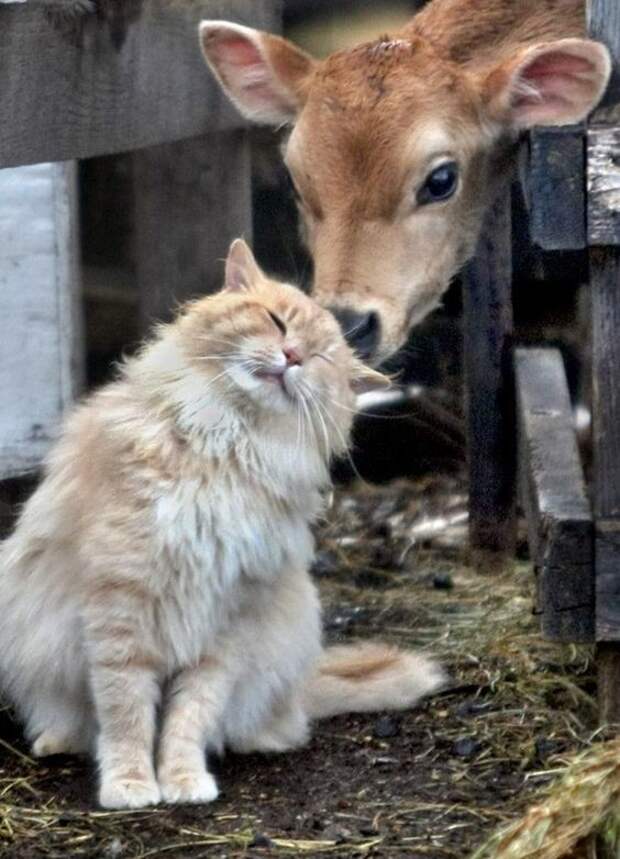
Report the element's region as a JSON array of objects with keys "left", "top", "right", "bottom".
[
  {"left": 463, "top": 184, "right": 516, "bottom": 563},
  {"left": 0, "top": 0, "right": 281, "bottom": 168},
  {"left": 134, "top": 130, "right": 252, "bottom": 328},
  {"left": 587, "top": 0, "right": 620, "bottom": 723},
  {"left": 0, "top": 162, "right": 83, "bottom": 478},
  {"left": 587, "top": 126, "right": 620, "bottom": 247},
  {"left": 588, "top": 0, "right": 620, "bottom": 120},
  {"left": 515, "top": 348, "right": 594, "bottom": 642},
  {"left": 591, "top": 248, "right": 620, "bottom": 645},
  {"left": 523, "top": 126, "right": 586, "bottom": 251}
]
